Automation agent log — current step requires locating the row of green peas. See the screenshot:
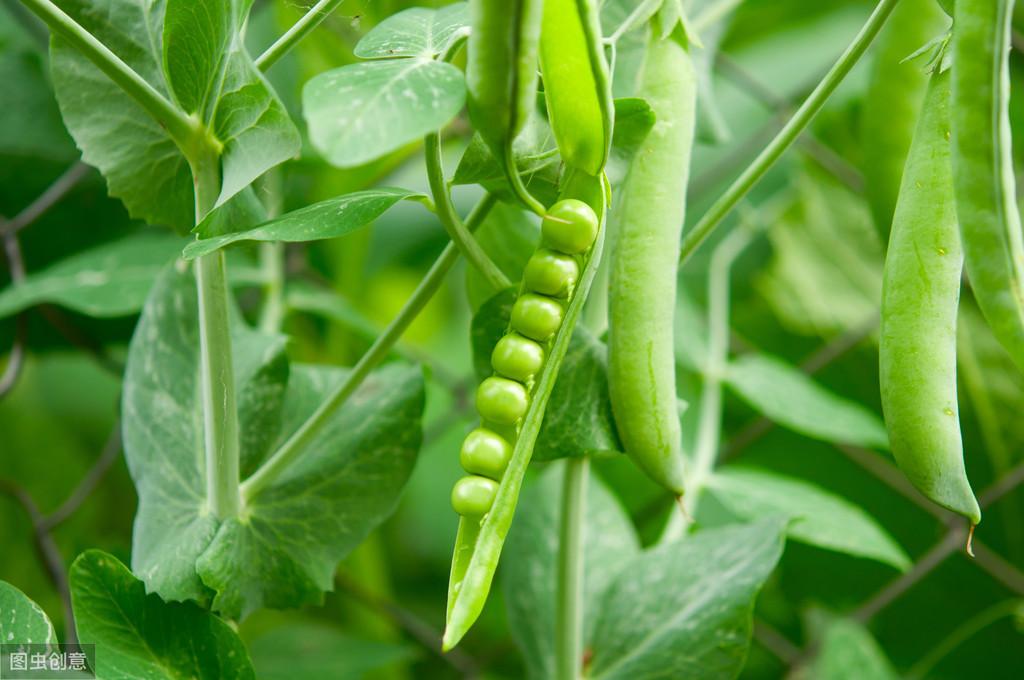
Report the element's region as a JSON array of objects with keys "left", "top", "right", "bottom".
[{"left": 450, "top": 199, "right": 599, "bottom": 518}]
